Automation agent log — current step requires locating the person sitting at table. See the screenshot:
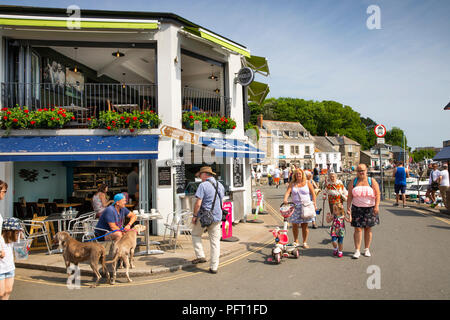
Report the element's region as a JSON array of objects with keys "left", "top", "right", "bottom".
[
  {"left": 94, "top": 193, "right": 137, "bottom": 242},
  {"left": 92, "top": 184, "right": 113, "bottom": 218}
]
